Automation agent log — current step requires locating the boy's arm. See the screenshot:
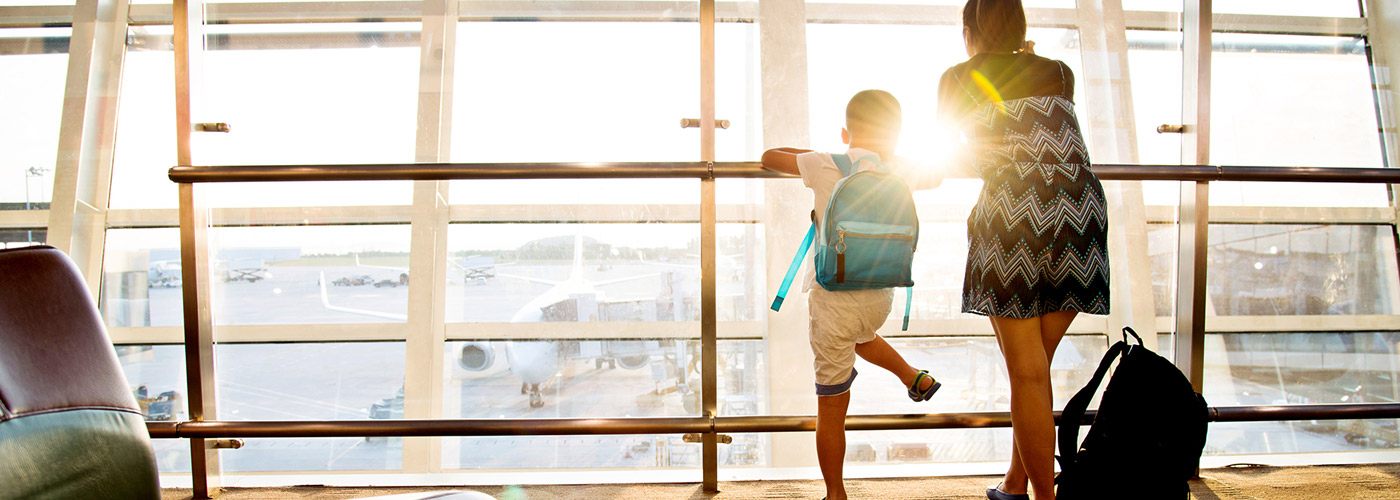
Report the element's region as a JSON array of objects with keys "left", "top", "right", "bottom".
[{"left": 760, "top": 147, "right": 812, "bottom": 176}]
